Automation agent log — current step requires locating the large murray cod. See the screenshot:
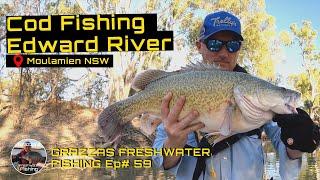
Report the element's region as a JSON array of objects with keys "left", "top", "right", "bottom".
[
  {"left": 98, "top": 62, "right": 301, "bottom": 144},
  {"left": 22, "top": 152, "right": 46, "bottom": 164}
]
